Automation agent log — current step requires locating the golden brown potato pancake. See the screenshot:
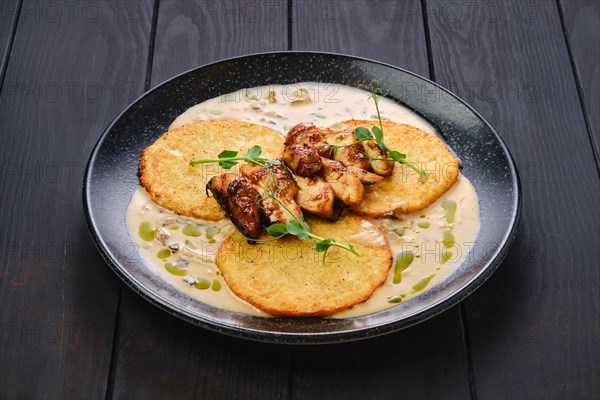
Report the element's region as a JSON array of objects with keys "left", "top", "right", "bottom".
[
  {"left": 139, "top": 120, "right": 284, "bottom": 220},
  {"left": 215, "top": 213, "right": 392, "bottom": 316},
  {"left": 326, "top": 120, "right": 459, "bottom": 217}
]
